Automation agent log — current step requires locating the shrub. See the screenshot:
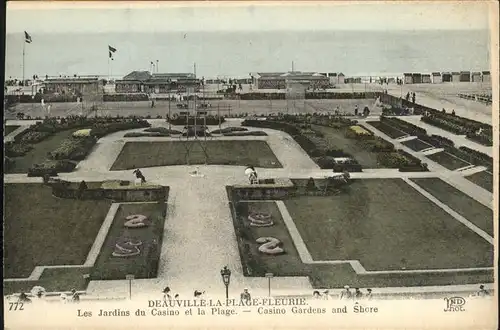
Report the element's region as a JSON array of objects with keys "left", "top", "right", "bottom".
[
  {"left": 210, "top": 127, "right": 248, "bottom": 134},
  {"left": 223, "top": 131, "right": 267, "bottom": 136},
  {"left": 5, "top": 157, "right": 16, "bottom": 171},
  {"left": 357, "top": 137, "right": 395, "bottom": 152},
  {"left": 49, "top": 136, "right": 97, "bottom": 161},
  {"left": 72, "top": 129, "right": 92, "bottom": 137},
  {"left": 345, "top": 125, "right": 372, "bottom": 139},
  {"left": 145, "top": 127, "right": 182, "bottom": 135},
  {"left": 28, "top": 160, "right": 77, "bottom": 177},
  {"left": 5, "top": 142, "right": 33, "bottom": 157},
  {"left": 306, "top": 177, "right": 317, "bottom": 191}
]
